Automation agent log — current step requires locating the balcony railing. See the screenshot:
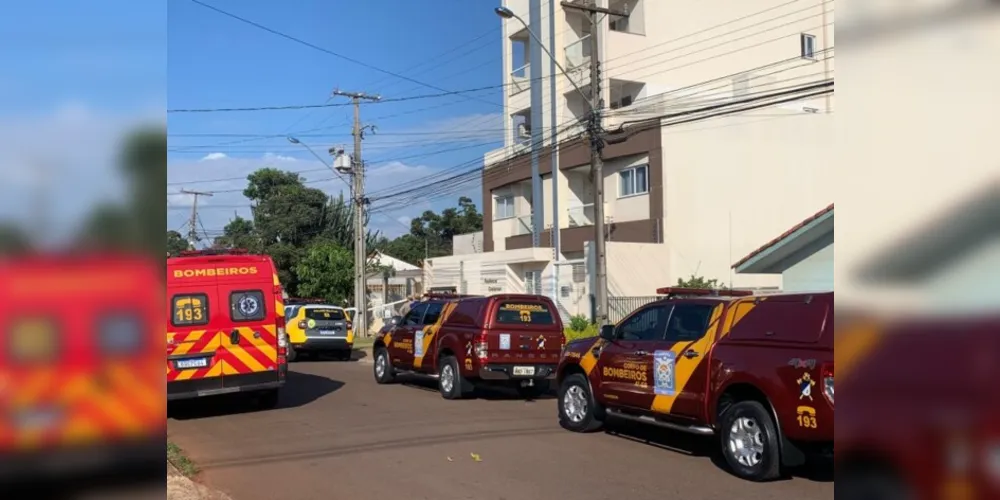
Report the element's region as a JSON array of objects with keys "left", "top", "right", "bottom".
[
  {"left": 510, "top": 63, "right": 530, "bottom": 95},
  {"left": 514, "top": 215, "right": 533, "bottom": 235},
  {"left": 567, "top": 203, "right": 595, "bottom": 227},
  {"left": 564, "top": 34, "right": 592, "bottom": 69}
]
